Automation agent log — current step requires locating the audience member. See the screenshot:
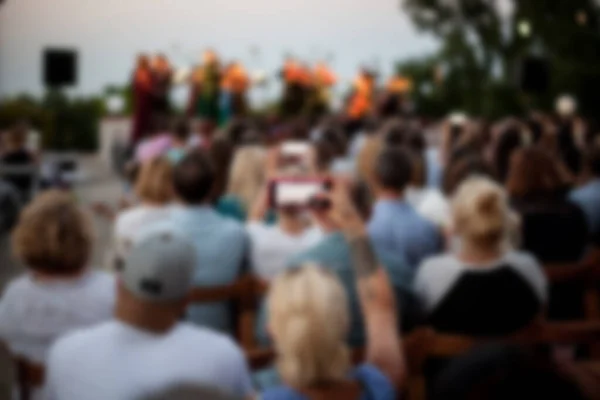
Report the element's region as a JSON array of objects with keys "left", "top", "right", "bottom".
[
  {"left": 217, "top": 145, "right": 266, "bottom": 222},
  {"left": 492, "top": 122, "right": 526, "bottom": 183},
  {"left": 404, "top": 141, "right": 447, "bottom": 229},
  {"left": 415, "top": 177, "right": 547, "bottom": 335},
  {"left": 1, "top": 123, "right": 36, "bottom": 202},
  {"left": 261, "top": 181, "right": 404, "bottom": 399},
  {"left": 368, "top": 147, "right": 442, "bottom": 269},
  {"left": 570, "top": 143, "right": 600, "bottom": 245},
  {"left": 261, "top": 182, "right": 417, "bottom": 347},
  {"left": 45, "top": 230, "right": 253, "bottom": 400},
  {"left": 114, "top": 157, "right": 174, "bottom": 259},
  {"left": 135, "top": 114, "right": 173, "bottom": 163},
  {"left": 207, "top": 136, "right": 235, "bottom": 203},
  {"left": 158, "top": 152, "right": 248, "bottom": 332},
  {"left": 0, "top": 190, "right": 115, "bottom": 367},
  {"left": 247, "top": 184, "right": 322, "bottom": 282},
  {"left": 166, "top": 118, "right": 191, "bottom": 164},
  {"left": 506, "top": 147, "right": 588, "bottom": 264}
]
